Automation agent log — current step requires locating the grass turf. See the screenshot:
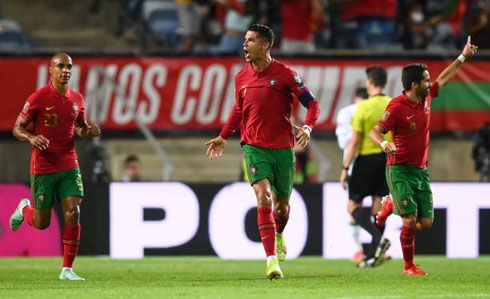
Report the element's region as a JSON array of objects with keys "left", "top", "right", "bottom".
[{"left": 1, "top": 256, "right": 490, "bottom": 298}]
